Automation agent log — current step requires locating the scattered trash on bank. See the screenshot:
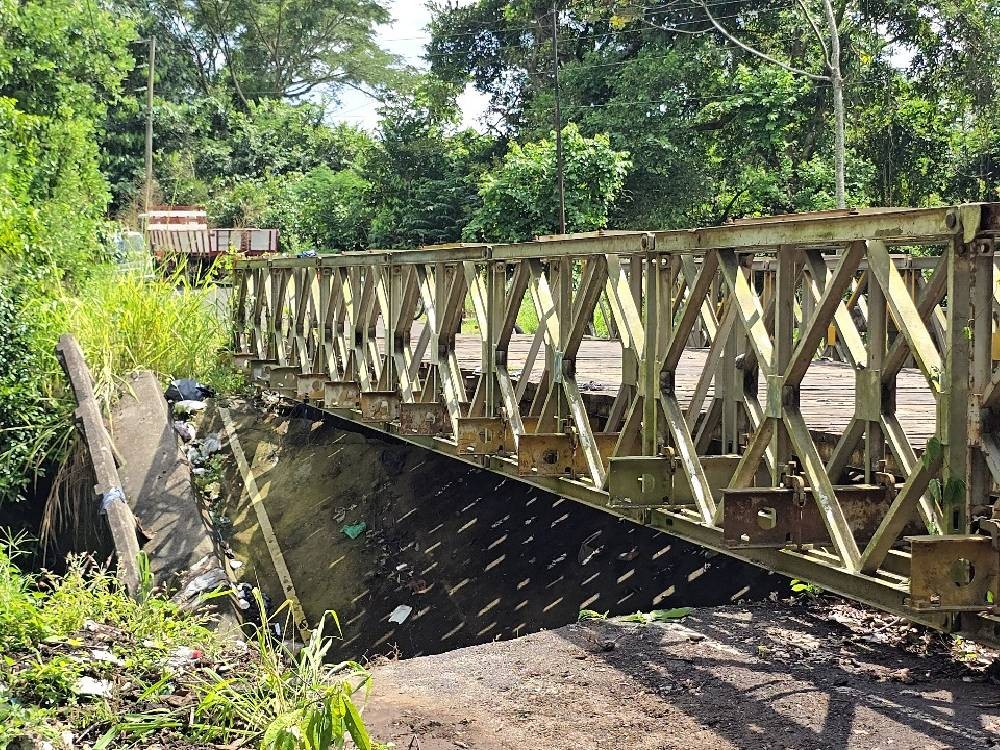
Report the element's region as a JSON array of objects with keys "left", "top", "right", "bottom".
[
  {"left": 74, "top": 676, "right": 112, "bottom": 698},
  {"left": 388, "top": 605, "right": 413, "bottom": 624},
  {"left": 174, "top": 399, "right": 208, "bottom": 416},
  {"left": 165, "top": 378, "right": 215, "bottom": 402},
  {"left": 342, "top": 521, "right": 367, "bottom": 539}
]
